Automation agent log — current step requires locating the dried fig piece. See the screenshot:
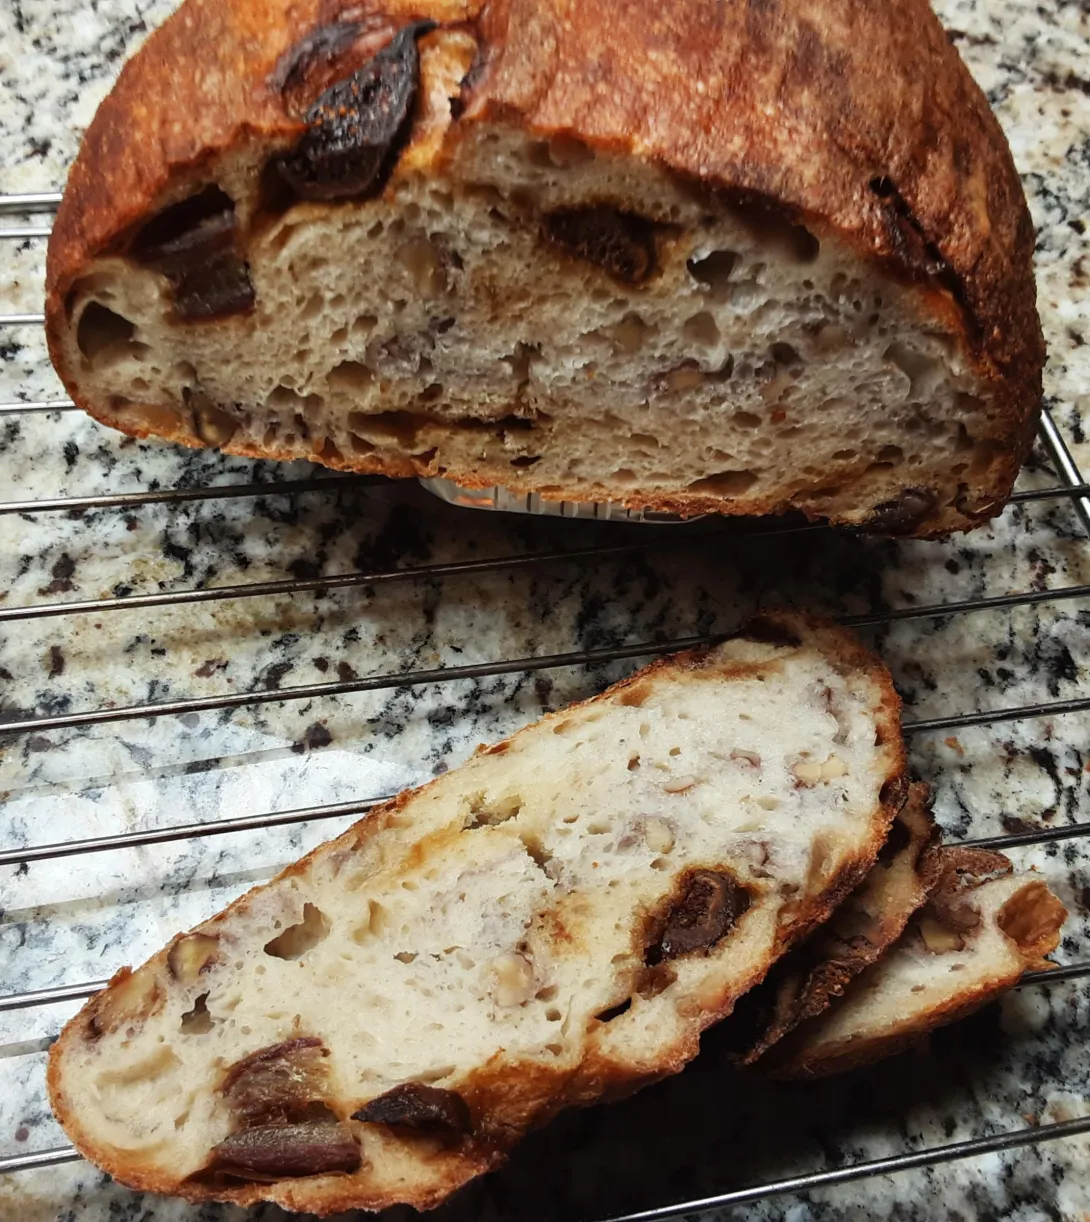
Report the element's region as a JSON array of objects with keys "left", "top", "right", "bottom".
[
  {"left": 647, "top": 869, "right": 750, "bottom": 963},
  {"left": 222, "top": 1037, "right": 331, "bottom": 1125},
  {"left": 274, "top": 18, "right": 398, "bottom": 118},
  {"left": 276, "top": 21, "right": 435, "bottom": 202},
  {"left": 129, "top": 186, "right": 254, "bottom": 321},
  {"left": 544, "top": 207, "right": 658, "bottom": 284},
  {"left": 208, "top": 1120, "right": 360, "bottom": 1179},
  {"left": 352, "top": 1083, "right": 471, "bottom": 1135}
]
